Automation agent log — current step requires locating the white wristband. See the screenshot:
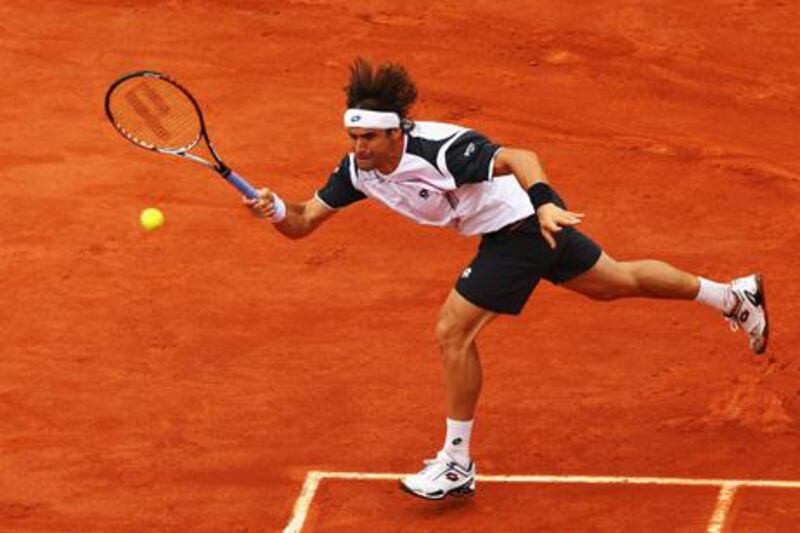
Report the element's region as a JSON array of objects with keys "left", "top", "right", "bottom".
[{"left": 270, "top": 194, "right": 287, "bottom": 223}]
